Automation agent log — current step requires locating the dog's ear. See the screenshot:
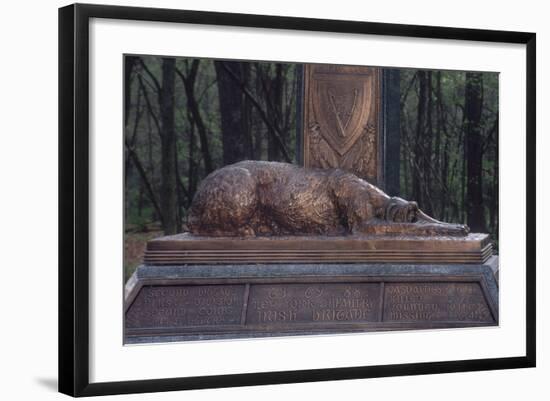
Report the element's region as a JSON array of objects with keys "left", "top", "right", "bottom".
[
  {"left": 384, "top": 197, "right": 405, "bottom": 221},
  {"left": 406, "top": 201, "right": 419, "bottom": 222}
]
